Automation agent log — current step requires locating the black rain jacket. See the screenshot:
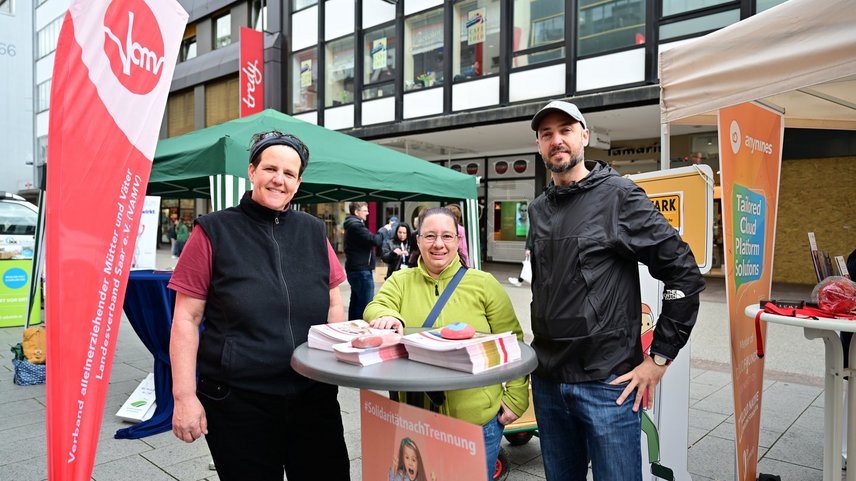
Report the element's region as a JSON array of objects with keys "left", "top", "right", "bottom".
[{"left": 529, "top": 160, "right": 705, "bottom": 383}]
